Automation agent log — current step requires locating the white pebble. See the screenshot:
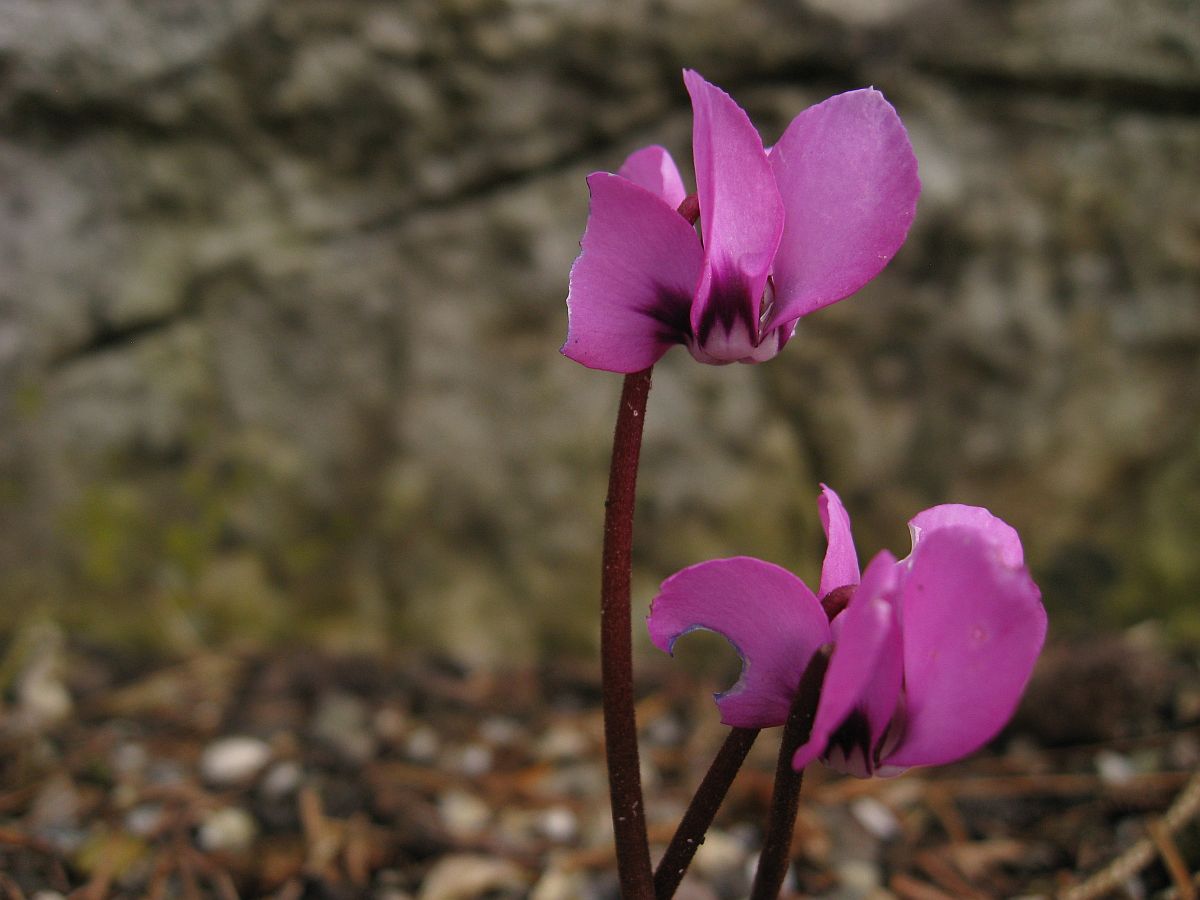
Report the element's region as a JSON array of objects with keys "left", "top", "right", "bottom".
[
  {"left": 538, "top": 806, "right": 577, "bottom": 843},
  {"left": 260, "top": 760, "right": 303, "bottom": 799},
  {"left": 837, "top": 859, "right": 883, "bottom": 892},
  {"left": 406, "top": 726, "right": 440, "bottom": 762},
  {"left": 479, "top": 716, "right": 522, "bottom": 746},
  {"left": 438, "top": 790, "right": 491, "bottom": 840},
  {"left": 198, "top": 807, "right": 258, "bottom": 852},
  {"left": 530, "top": 866, "right": 589, "bottom": 900},
  {"left": 694, "top": 828, "right": 747, "bottom": 877},
  {"left": 417, "top": 854, "right": 526, "bottom": 900},
  {"left": 455, "top": 743, "right": 493, "bottom": 777},
  {"left": 1096, "top": 749, "right": 1136, "bottom": 785},
  {"left": 201, "top": 737, "right": 271, "bottom": 786},
  {"left": 537, "top": 724, "right": 588, "bottom": 761},
  {"left": 124, "top": 804, "right": 164, "bottom": 837},
  {"left": 850, "top": 795, "right": 901, "bottom": 840}
]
